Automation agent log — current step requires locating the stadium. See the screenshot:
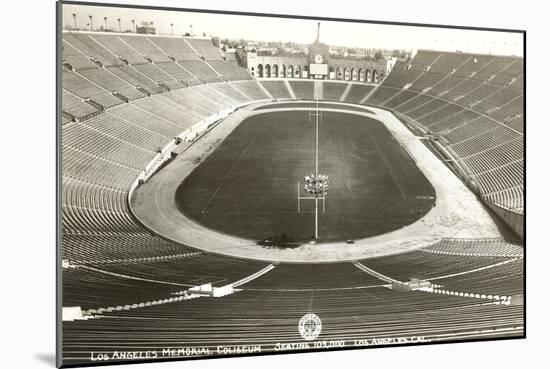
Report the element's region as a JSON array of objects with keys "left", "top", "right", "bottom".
[{"left": 59, "top": 8, "right": 525, "bottom": 367}]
